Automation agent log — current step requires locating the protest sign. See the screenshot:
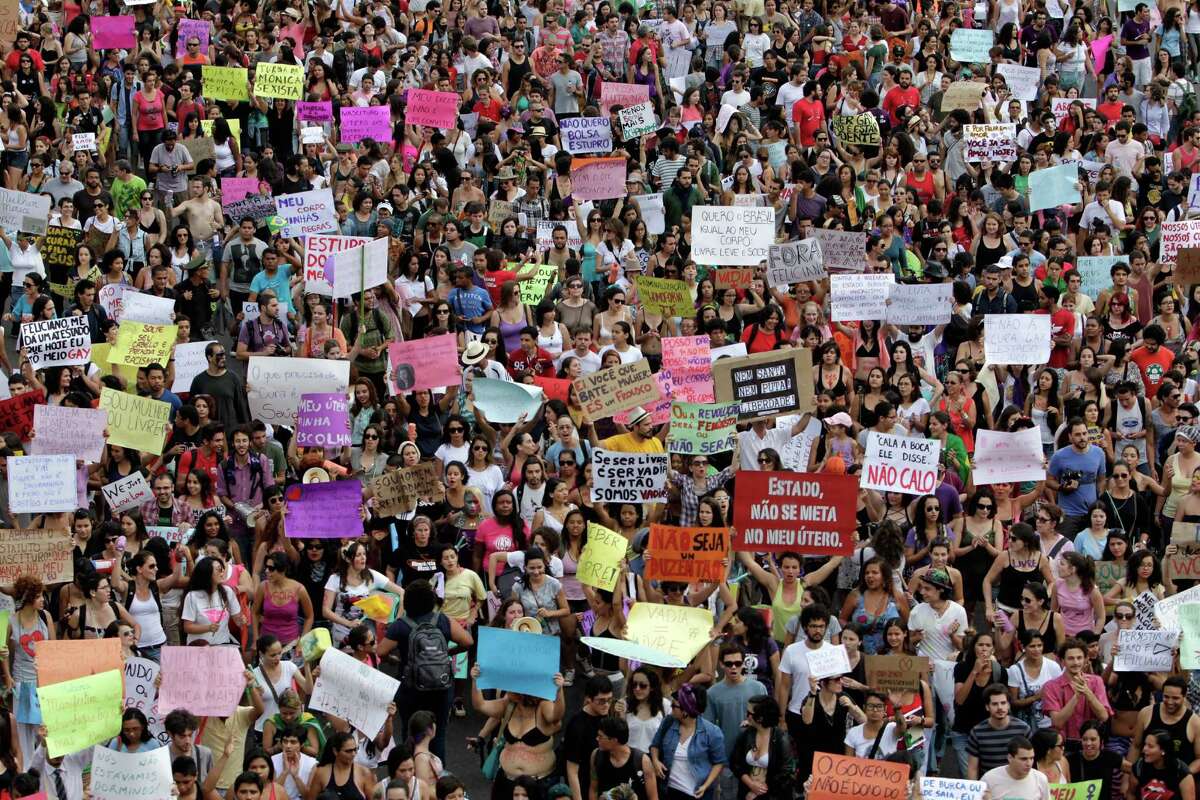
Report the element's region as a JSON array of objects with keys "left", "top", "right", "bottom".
[
  {"left": 535, "top": 219, "right": 584, "bottom": 251},
  {"left": 284, "top": 481, "right": 363, "bottom": 539},
  {"left": 1074, "top": 256, "right": 1124, "bottom": 298},
  {"left": 830, "top": 273, "right": 895, "bottom": 321},
  {"left": 638, "top": 192, "right": 666, "bottom": 234},
  {"left": 831, "top": 113, "right": 881, "bottom": 146},
  {"left": 713, "top": 269, "right": 754, "bottom": 290},
  {"left": 995, "top": 63, "right": 1040, "bottom": 101},
  {"left": 370, "top": 462, "right": 442, "bottom": 517},
  {"left": 950, "top": 28, "right": 995, "bottom": 62},
  {"left": 767, "top": 239, "right": 825, "bottom": 286},
  {"left": 1155, "top": 584, "right": 1200, "bottom": 631},
  {"left": 171, "top": 341, "right": 216, "bottom": 393},
  {"left": 199, "top": 118, "right": 241, "bottom": 141},
  {"left": 591, "top": 450, "right": 669, "bottom": 504},
  {"left": 92, "top": 15, "right": 136, "bottom": 48},
  {"left": 122, "top": 292, "right": 176, "bottom": 325},
  {"left": 31, "top": 404, "right": 106, "bottom": 462},
  {"left": 487, "top": 199, "right": 514, "bottom": 230},
  {"left": 123, "top": 657, "right": 167, "bottom": 746},
  {"left": 0, "top": 0, "right": 15, "bottom": 36},
  {"left": 645, "top": 524, "right": 727, "bottom": 583},
  {"left": 1179, "top": 604, "right": 1200, "bottom": 669},
  {"left": 662, "top": 336, "right": 715, "bottom": 402},
  {"left": 296, "top": 393, "right": 351, "bottom": 448},
  {"left": 0, "top": 188, "right": 50, "bottom": 235},
  {"left": 866, "top": 654, "right": 930, "bottom": 692},
  {"left": 985, "top": 313, "right": 1052, "bottom": 365},
  {"left": 666, "top": 402, "right": 738, "bottom": 455},
  {"left": 223, "top": 193, "right": 276, "bottom": 224},
  {"left": 964, "top": 123, "right": 1018, "bottom": 162},
  {"left": 732, "top": 471, "right": 858, "bottom": 555},
  {"left": 0, "top": 528, "right": 72, "bottom": 587},
  {"left": 560, "top": 116, "right": 613, "bottom": 153},
  {"left": 861, "top": 433, "right": 941, "bottom": 495},
  {"left": 577, "top": 523, "right": 628, "bottom": 591},
  {"left": 330, "top": 236, "right": 388, "bottom": 298},
  {"left": 1030, "top": 164, "right": 1082, "bottom": 211},
  {"left": 921, "top": 778, "right": 986, "bottom": 800},
  {"left": 885, "top": 283, "right": 953, "bottom": 325},
  {"left": 807, "top": 643, "right": 852, "bottom": 680},
  {"left": 109, "top": 321, "right": 176, "bottom": 367},
  {"left": 20, "top": 316, "right": 91, "bottom": 369},
  {"left": 1096, "top": 560, "right": 1125, "bottom": 594},
  {"left": 0, "top": 390, "right": 41, "bottom": 437},
  {"left": 600, "top": 82, "right": 651, "bottom": 115},
  {"left": 275, "top": 188, "right": 338, "bottom": 238},
  {"left": 71, "top": 132, "right": 96, "bottom": 154},
  {"left": 41, "top": 226, "right": 81, "bottom": 284},
  {"left": 812, "top": 228, "right": 866, "bottom": 272},
  {"left": 310, "top": 647, "right": 401, "bottom": 736},
  {"left": 573, "top": 358, "right": 661, "bottom": 419},
  {"left": 531, "top": 376, "right": 571, "bottom": 403},
  {"left": 809, "top": 754, "right": 909, "bottom": 800},
  {"left": 1176, "top": 249, "right": 1200, "bottom": 286},
  {"left": 158, "top": 646, "right": 246, "bottom": 717},
  {"left": 38, "top": 670, "right": 122, "bottom": 757},
  {"left": 973, "top": 428, "right": 1045, "bottom": 484},
  {"left": 633, "top": 275, "right": 694, "bottom": 316},
  {"left": 247, "top": 357, "right": 350, "bottom": 425},
  {"left": 36, "top": 638, "right": 121, "bottom": 687},
  {"left": 405, "top": 89, "right": 459, "bottom": 128},
  {"left": 9, "top": 455, "right": 77, "bottom": 513},
  {"left": 941, "top": 81, "right": 987, "bottom": 113},
  {"left": 1162, "top": 220, "right": 1200, "bottom": 265},
  {"left": 472, "top": 379, "right": 544, "bottom": 425},
  {"left": 297, "top": 101, "right": 333, "bottom": 122},
  {"left": 1168, "top": 543, "right": 1200, "bottom": 582},
  {"left": 99, "top": 389, "right": 171, "bottom": 454},
  {"left": 570, "top": 157, "right": 627, "bottom": 201},
  {"left": 1135, "top": 590, "right": 1160, "bottom": 630},
  {"left": 101, "top": 471, "right": 153, "bottom": 514},
  {"left": 340, "top": 106, "right": 391, "bottom": 143},
  {"left": 618, "top": 102, "right": 657, "bottom": 140},
  {"left": 1049, "top": 781, "right": 1103, "bottom": 800},
  {"left": 303, "top": 234, "right": 373, "bottom": 296},
  {"left": 91, "top": 745, "right": 172, "bottom": 800},
  {"left": 388, "top": 334, "right": 460, "bottom": 393},
  {"left": 690, "top": 206, "right": 775, "bottom": 266},
  {"left": 518, "top": 263, "right": 559, "bottom": 306},
  {"left": 712, "top": 349, "right": 814, "bottom": 421},
  {"left": 253, "top": 62, "right": 304, "bottom": 99},
  {"left": 476, "top": 628, "right": 560, "bottom": 701},
  {"left": 625, "top": 603, "right": 713, "bottom": 667},
  {"left": 201, "top": 66, "right": 248, "bottom": 101},
  {"left": 175, "top": 18, "right": 210, "bottom": 55},
  {"left": 1113, "top": 628, "right": 1178, "bottom": 671}
]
